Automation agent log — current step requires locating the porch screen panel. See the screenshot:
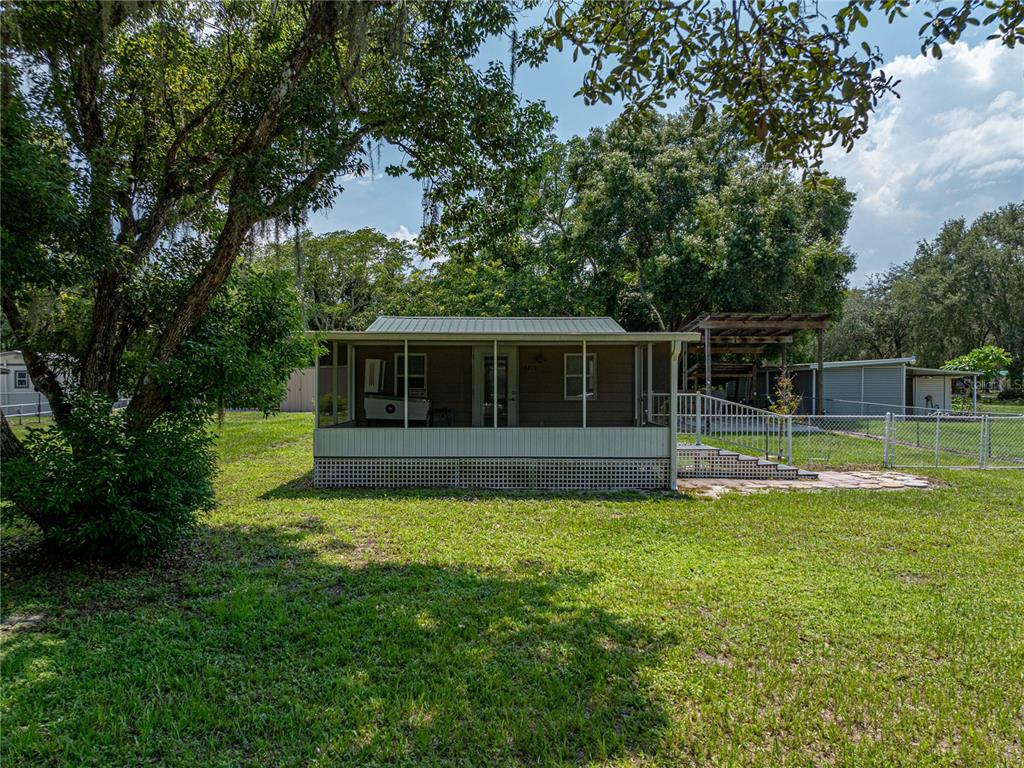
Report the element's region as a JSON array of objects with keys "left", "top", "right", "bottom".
[{"left": 317, "top": 343, "right": 348, "bottom": 426}]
